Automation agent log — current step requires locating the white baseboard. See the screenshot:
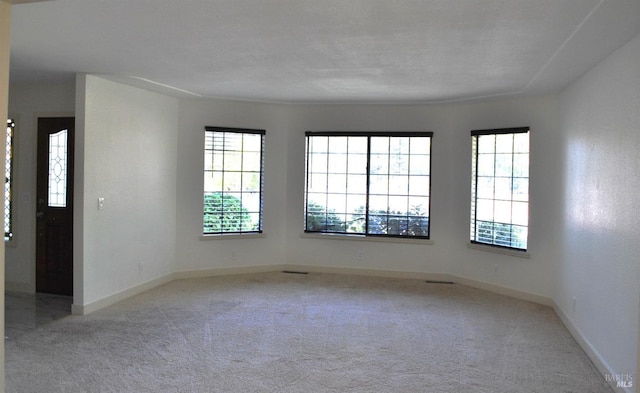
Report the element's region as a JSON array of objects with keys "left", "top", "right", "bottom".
[
  {"left": 452, "top": 275, "right": 553, "bottom": 306},
  {"left": 71, "top": 274, "right": 174, "bottom": 315},
  {"left": 553, "top": 301, "right": 629, "bottom": 393},
  {"left": 174, "top": 264, "right": 288, "bottom": 280}
]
